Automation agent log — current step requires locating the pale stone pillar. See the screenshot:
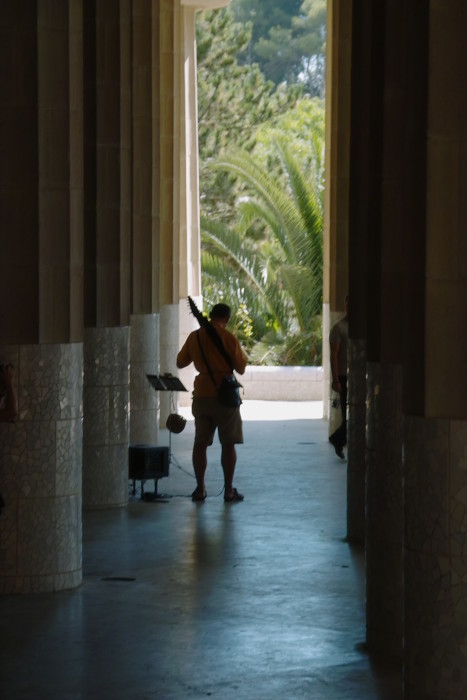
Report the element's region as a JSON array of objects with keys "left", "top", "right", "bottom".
[
  {"left": 158, "top": 0, "right": 176, "bottom": 308},
  {"left": 82, "top": 327, "right": 129, "bottom": 508},
  {"left": 178, "top": 294, "right": 202, "bottom": 407},
  {"left": 322, "top": 303, "right": 331, "bottom": 418},
  {"left": 177, "top": 3, "right": 202, "bottom": 301},
  {"left": 0, "top": 344, "right": 83, "bottom": 594},
  {"left": 157, "top": 4, "right": 203, "bottom": 417},
  {"left": 323, "top": 0, "right": 351, "bottom": 419},
  {"left": 130, "top": 314, "right": 159, "bottom": 444},
  {"left": 159, "top": 304, "right": 181, "bottom": 424}
]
